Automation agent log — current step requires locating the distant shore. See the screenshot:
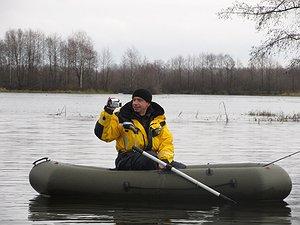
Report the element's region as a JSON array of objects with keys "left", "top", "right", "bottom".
[
  {"left": 0, "top": 88, "right": 110, "bottom": 94},
  {"left": 1, "top": 88, "right": 300, "bottom": 96}
]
